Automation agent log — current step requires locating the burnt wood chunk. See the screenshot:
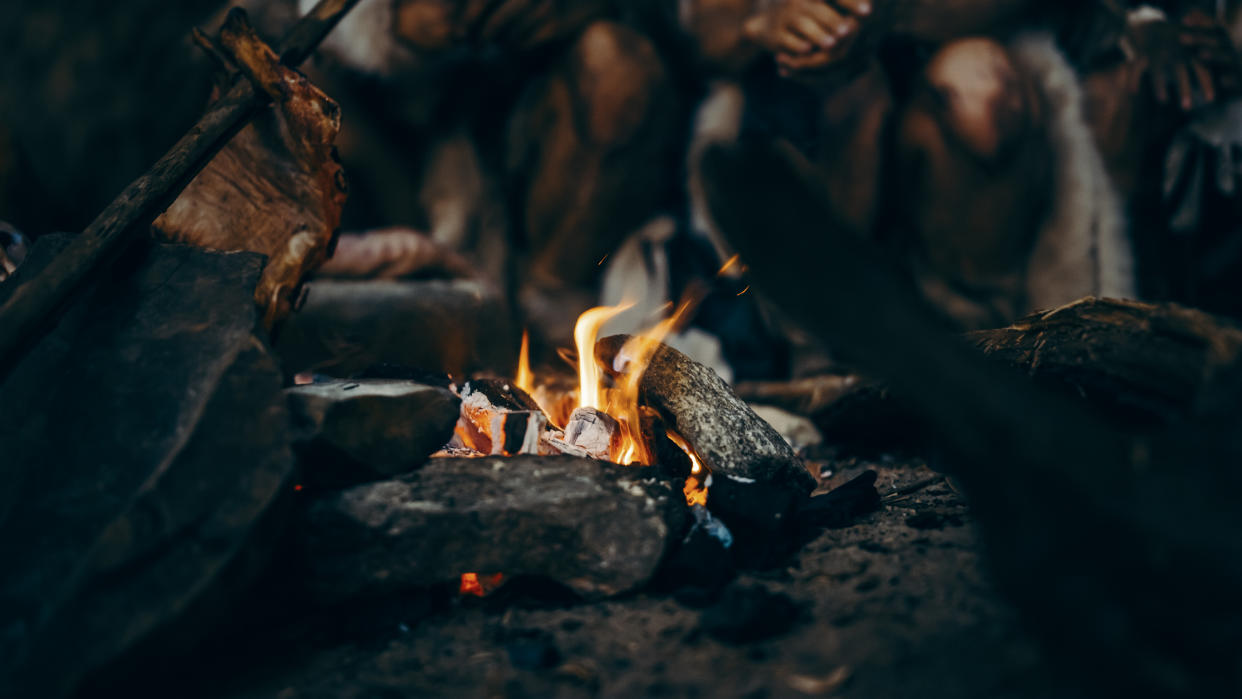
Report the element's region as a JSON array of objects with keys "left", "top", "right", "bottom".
[
  {"left": 0, "top": 239, "right": 293, "bottom": 699},
  {"left": 287, "top": 379, "right": 460, "bottom": 486},
  {"left": 564, "top": 406, "right": 621, "bottom": 460},
  {"left": 458, "top": 379, "right": 551, "bottom": 456},
  {"left": 300, "top": 456, "right": 689, "bottom": 601},
  {"left": 596, "top": 335, "right": 815, "bottom": 494}
]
